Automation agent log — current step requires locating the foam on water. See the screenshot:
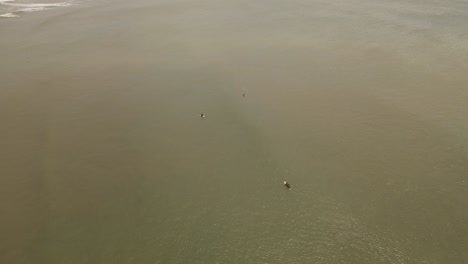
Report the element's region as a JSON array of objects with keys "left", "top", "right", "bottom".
[
  {"left": 17, "top": 7, "right": 49, "bottom": 12},
  {"left": 4, "top": 2, "right": 70, "bottom": 8},
  {"left": 0, "top": 12, "right": 17, "bottom": 17},
  {"left": 0, "top": 0, "right": 71, "bottom": 18}
]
